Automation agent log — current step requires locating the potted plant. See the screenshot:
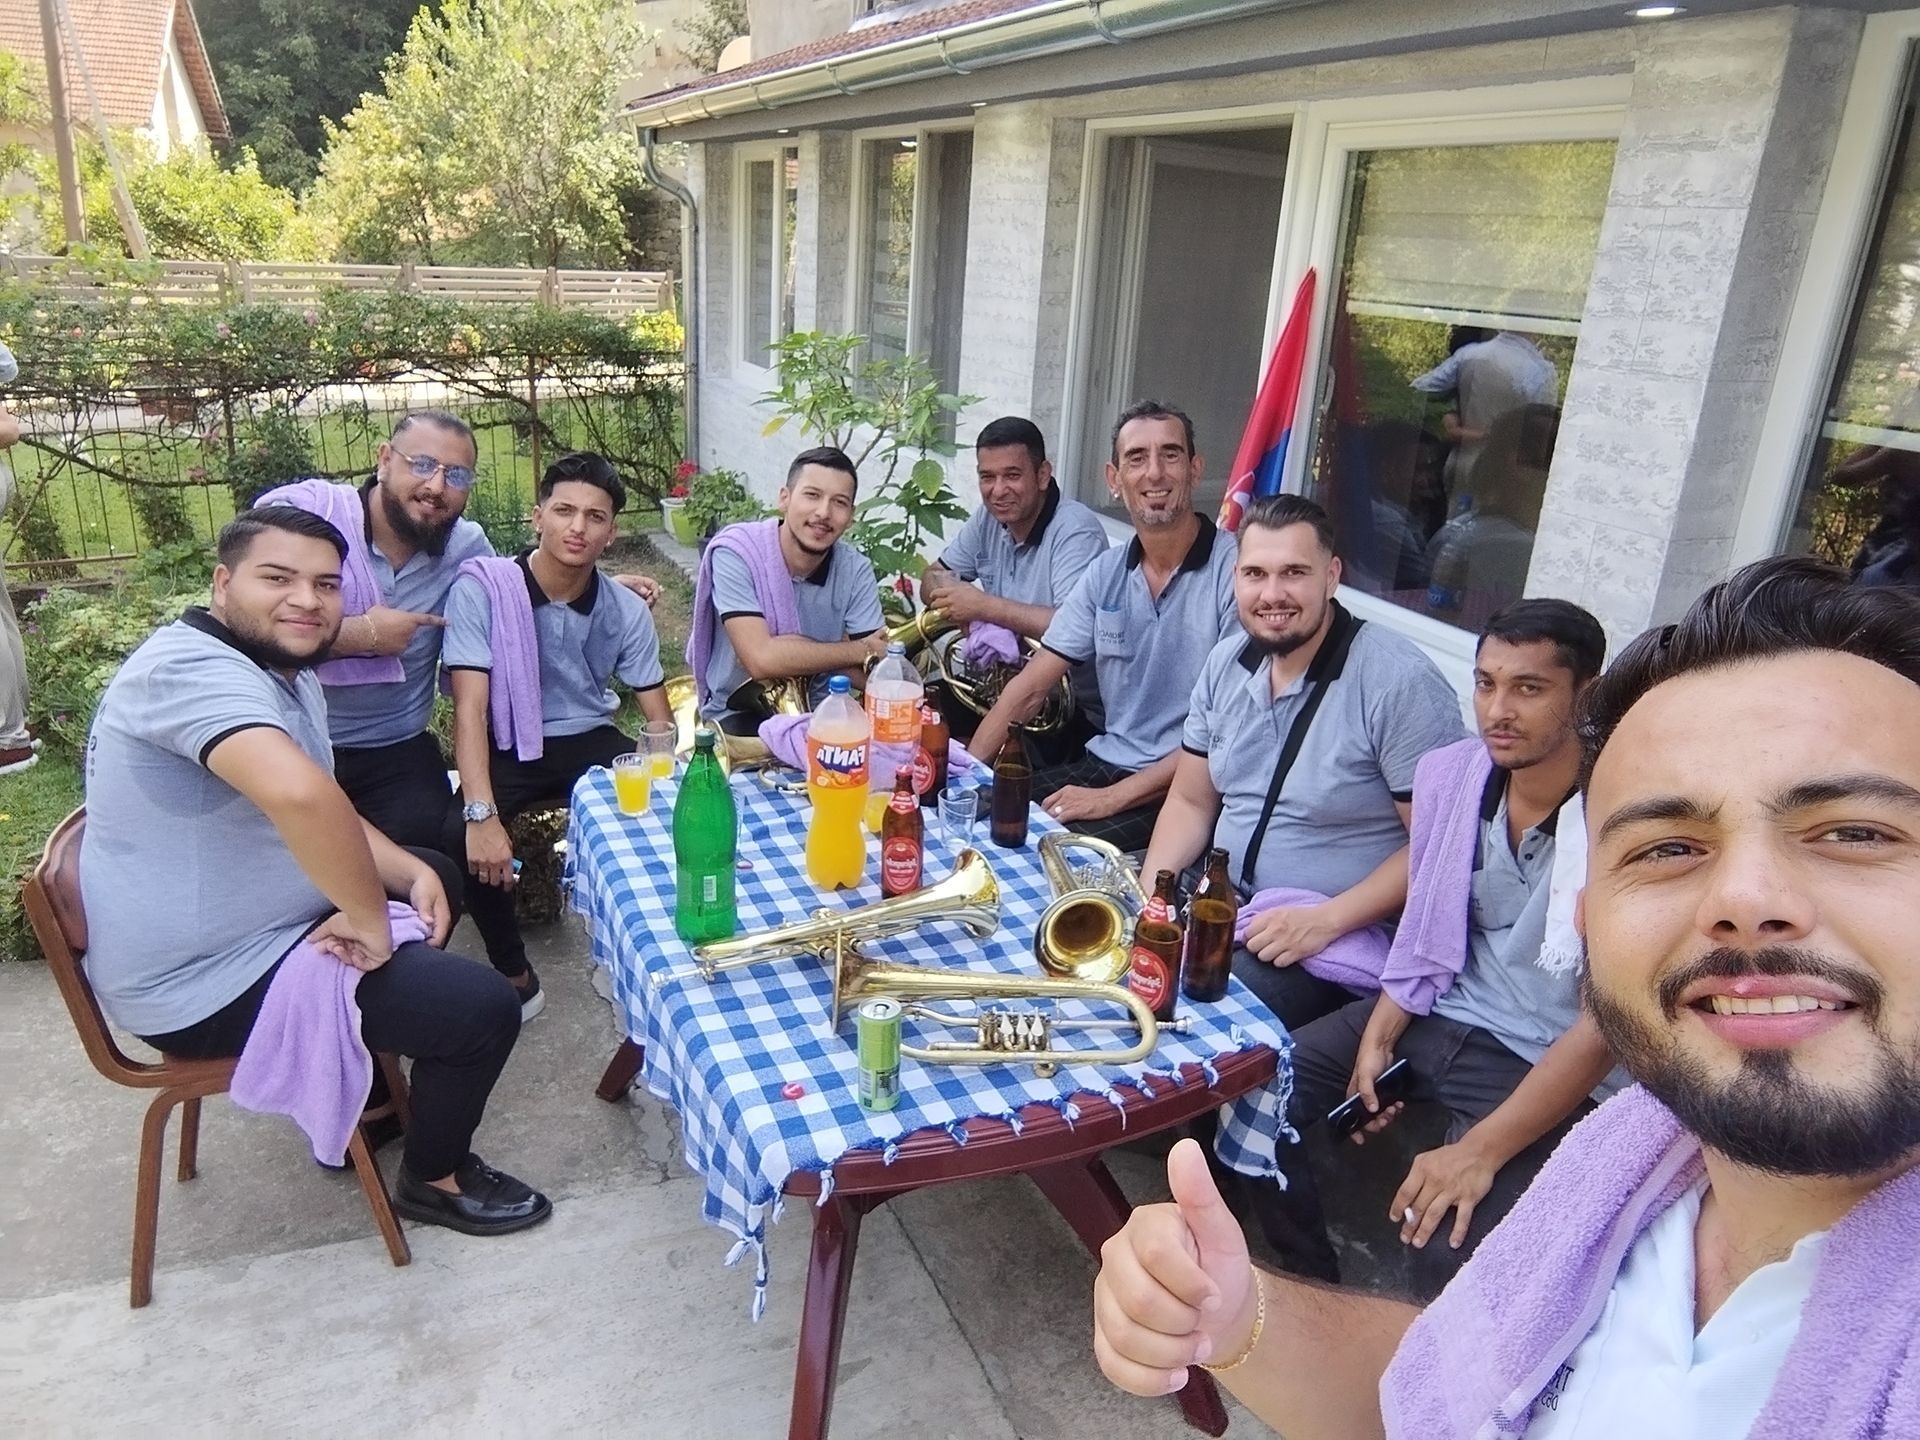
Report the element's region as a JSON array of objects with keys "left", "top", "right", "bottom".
[
  {"left": 661, "top": 460, "right": 701, "bottom": 544},
  {"left": 684, "top": 466, "right": 770, "bottom": 542}
]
